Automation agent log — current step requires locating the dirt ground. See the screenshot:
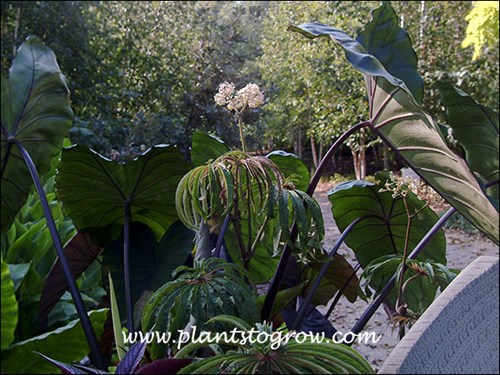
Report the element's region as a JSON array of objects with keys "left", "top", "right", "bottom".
[{"left": 312, "top": 182, "right": 499, "bottom": 372}]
